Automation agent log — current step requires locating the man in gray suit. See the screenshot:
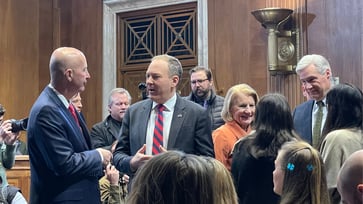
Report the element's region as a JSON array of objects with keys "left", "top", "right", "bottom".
[{"left": 113, "top": 54, "right": 215, "bottom": 175}]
